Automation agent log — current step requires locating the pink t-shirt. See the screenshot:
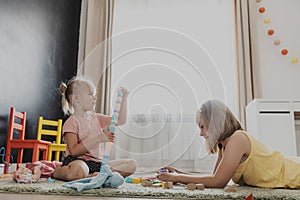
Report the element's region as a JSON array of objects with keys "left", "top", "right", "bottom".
[{"left": 62, "top": 113, "right": 111, "bottom": 162}]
